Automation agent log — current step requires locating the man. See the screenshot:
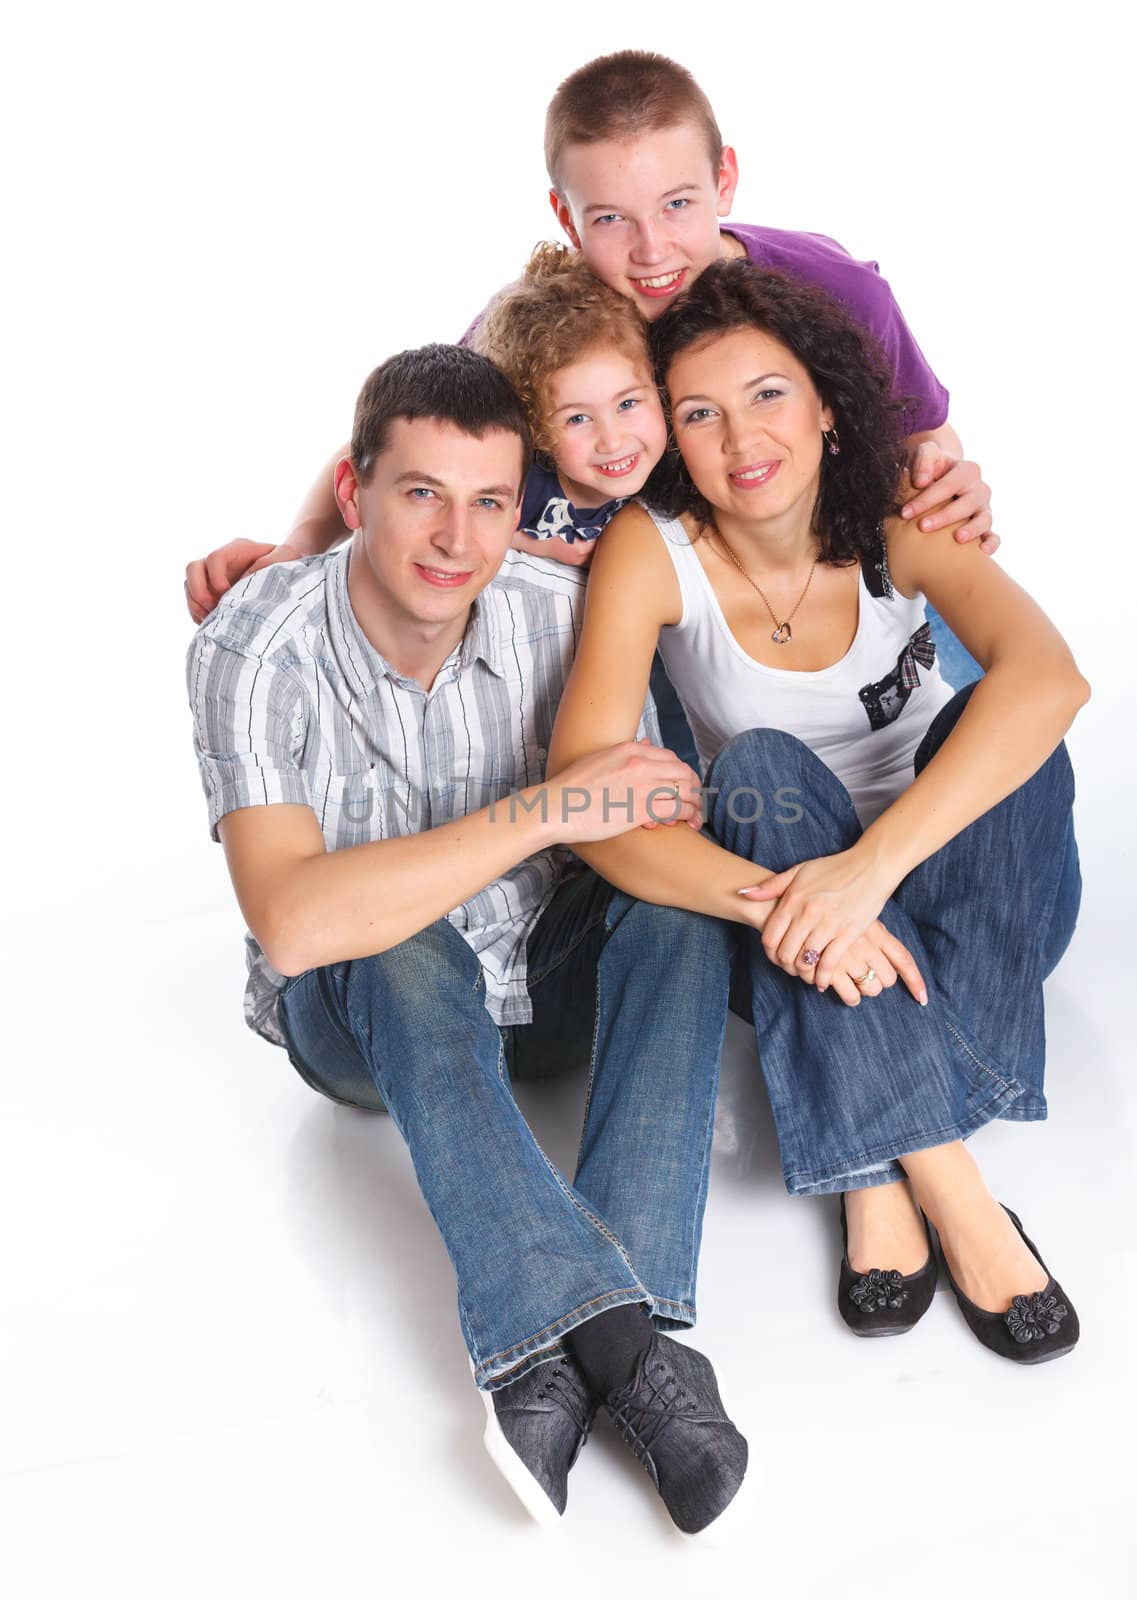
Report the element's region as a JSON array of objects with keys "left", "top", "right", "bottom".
[
  {"left": 187, "top": 342, "right": 753, "bottom": 1537},
  {"left": 184, "top": 51, "right": 995, "bottom": 630}
]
